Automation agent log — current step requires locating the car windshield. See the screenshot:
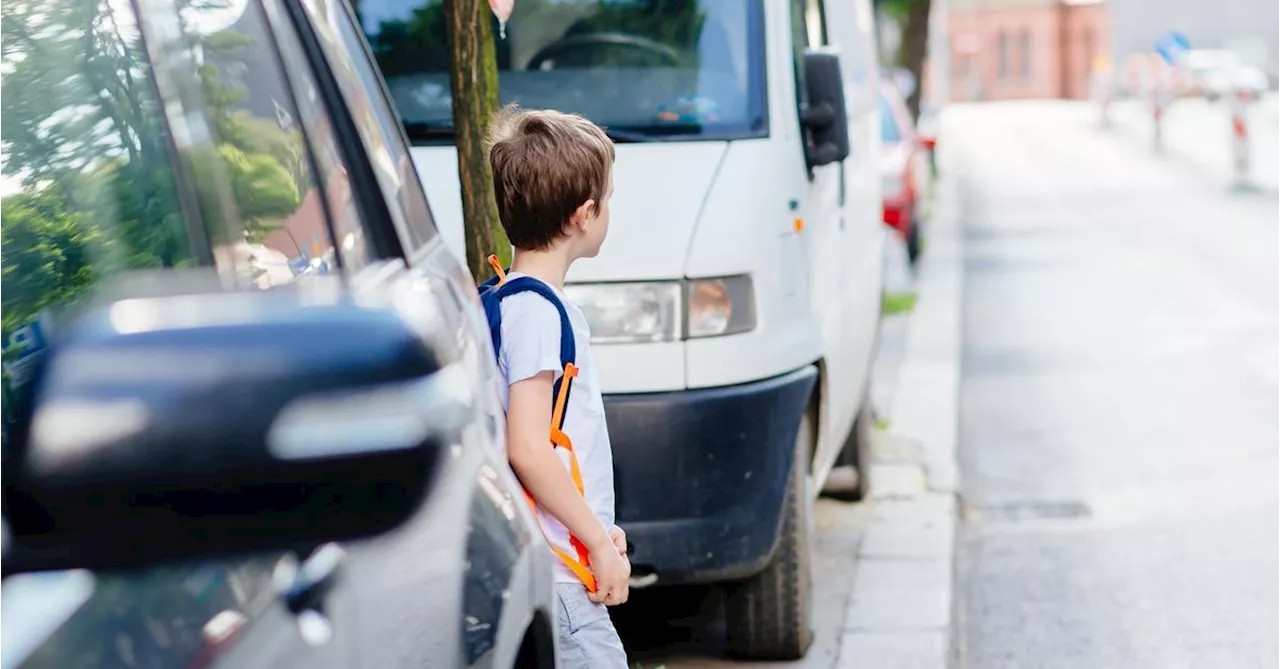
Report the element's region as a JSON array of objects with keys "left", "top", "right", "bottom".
[
  {"left": 354, "top": 0, "right": 768, "bottom": 142},
  {"left": 879, "top": 93, "right": 902, "bottom": 144}
]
